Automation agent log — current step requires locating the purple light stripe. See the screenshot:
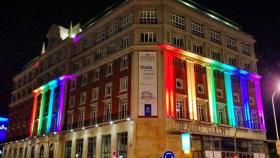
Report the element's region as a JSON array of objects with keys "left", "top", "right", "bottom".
[{"left": 253, "top": 79, "right": 266, "bottom": 130}]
